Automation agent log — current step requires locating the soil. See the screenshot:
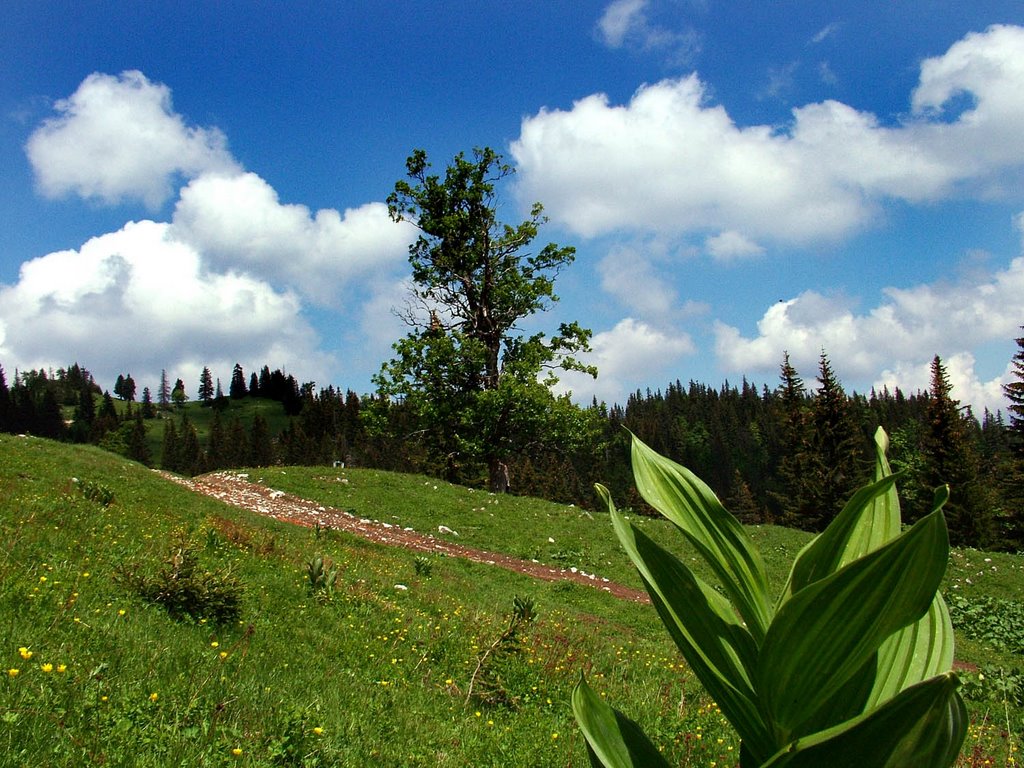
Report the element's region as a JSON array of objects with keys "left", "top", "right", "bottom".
[{"left": 161, "top": 470, "right": 650, "bottom": 604}]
